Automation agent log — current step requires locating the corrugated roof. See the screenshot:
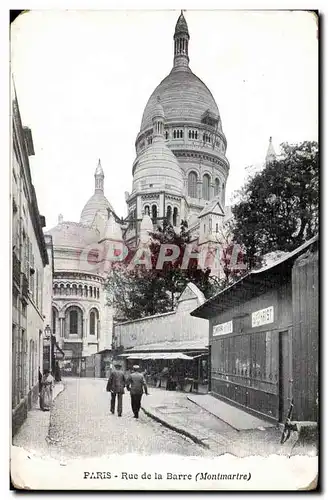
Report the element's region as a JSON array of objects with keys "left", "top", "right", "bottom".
[
  {"left": 191, "top": 235, "right": 318, "bottom": 319},
  {"left": 123, "top": 339, "right": 208, "bottom": 352}
]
